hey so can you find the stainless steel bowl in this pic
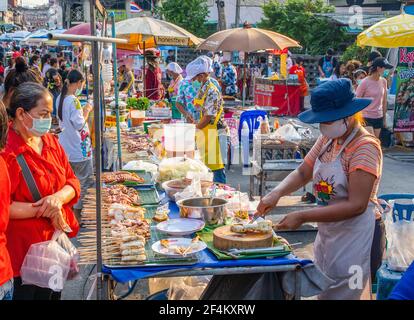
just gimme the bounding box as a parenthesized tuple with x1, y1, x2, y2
(176, 197, 228, 225)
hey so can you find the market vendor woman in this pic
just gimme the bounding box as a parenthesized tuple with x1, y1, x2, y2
(256, 79, 383, 300)
(186, 57, 227, 184)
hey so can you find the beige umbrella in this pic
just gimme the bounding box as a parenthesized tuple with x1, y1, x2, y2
(115, 16, 202, 48)
(198, 23, 301, 52)
(198, 23, 301, 106)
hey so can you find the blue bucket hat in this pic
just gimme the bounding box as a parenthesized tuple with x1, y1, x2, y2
(298, 78, 372, 124)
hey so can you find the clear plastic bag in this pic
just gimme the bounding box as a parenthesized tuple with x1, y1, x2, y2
(381, 200, 414, 272)
(273, 124, 302, 143)
(158, 157, 209, 183)
(174, 176, 203, 202)
(54, 231, 80, 280)
(168, 276, 211, 300)
(20, 231, 72, 292)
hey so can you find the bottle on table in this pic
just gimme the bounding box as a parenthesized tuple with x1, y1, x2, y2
(241, 121, 250, 167)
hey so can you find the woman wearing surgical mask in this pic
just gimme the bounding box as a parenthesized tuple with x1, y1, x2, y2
(356, 57, 393, 138)
(256, 79, 383, 300)
(56, 69, 93, 222)
(166, 62, 183, 99)
(353, 69, 367, 91)
(3, 82, 80, 300)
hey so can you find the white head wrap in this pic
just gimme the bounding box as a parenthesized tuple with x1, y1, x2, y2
(185, 57, 210, 80)
(166, 62, 183, 74)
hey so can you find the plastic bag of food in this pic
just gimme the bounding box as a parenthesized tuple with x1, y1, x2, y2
(382, 199, 414, 272)
(158, 157, 209, 183)
(174, 176, 203, 202)
(123, 160, 158, 175)
(20, 231, 74, 291)
(273, 124, 302, 142)
(168, 276, 211, 300)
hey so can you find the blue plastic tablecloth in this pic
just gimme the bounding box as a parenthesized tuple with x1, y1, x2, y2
(102, 200, 313, 283)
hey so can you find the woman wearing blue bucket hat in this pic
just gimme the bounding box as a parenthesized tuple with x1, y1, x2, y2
(256, 78, 384, 300)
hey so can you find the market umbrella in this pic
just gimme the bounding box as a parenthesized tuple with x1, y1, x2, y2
(0, 33, 13, 42)
(197, 23, 301, 106)
(9, 30, 30, 41)
(197, 24, 300, 52)
(115, 16, 202, 49)
(357, 12, 414, 48)
(23, 29, 66, 45)
(64, 23, 99, 36)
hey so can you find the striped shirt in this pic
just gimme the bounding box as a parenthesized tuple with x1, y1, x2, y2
(305, 131, 383, 204)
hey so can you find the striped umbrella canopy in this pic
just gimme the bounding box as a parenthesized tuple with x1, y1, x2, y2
(23, 29, 67, 45)
(9, 30, 31, 41)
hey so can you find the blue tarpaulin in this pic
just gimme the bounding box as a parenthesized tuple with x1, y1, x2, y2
(102, 200, 312, 283)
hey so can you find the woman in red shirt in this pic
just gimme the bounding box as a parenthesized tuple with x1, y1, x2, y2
(145, 50, 164, 100)
(0, 102, 13, 300)
(289, 57, 309, 112)
(2, 82, 80, 300)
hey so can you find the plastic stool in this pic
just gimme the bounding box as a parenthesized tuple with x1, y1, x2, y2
(378, 194, 414, 222)
(376, 263, 403, 300)
(238, 110, 267, 142)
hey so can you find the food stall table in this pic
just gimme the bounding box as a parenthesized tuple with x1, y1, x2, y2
(254, 78, 301, 116)
(100, 201, 313, 300)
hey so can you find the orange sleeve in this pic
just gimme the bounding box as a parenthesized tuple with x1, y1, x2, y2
(348, 138, 382, 178)
(304, 136, 326, 169)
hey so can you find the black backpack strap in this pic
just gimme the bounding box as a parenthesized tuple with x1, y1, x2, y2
(16, 154, 42, 202)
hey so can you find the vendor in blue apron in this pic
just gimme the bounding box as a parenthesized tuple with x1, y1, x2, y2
(318, 48, 338, 79)
(256, 79, 384, 300)
(185, 57, 227, 184)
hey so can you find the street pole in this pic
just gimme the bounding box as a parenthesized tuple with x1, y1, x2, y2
(90, 0, 103, 301)
(216, 0, 227, 31)
(110, 11, 122, 170)
(235, 0, 241, 28)
(126, 0, 131, 19)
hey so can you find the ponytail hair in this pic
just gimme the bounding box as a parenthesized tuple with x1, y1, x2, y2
(58, 69, 84, 122)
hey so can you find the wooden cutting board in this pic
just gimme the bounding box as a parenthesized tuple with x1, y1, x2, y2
(213, 225, 273, 251)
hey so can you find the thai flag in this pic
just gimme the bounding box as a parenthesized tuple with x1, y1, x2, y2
(130, 1, 143, 13)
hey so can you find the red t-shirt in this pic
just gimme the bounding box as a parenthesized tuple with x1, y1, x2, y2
(2, 128, 80, 277)
(145, 67, 163, 100)
(0, 155, 13, 286)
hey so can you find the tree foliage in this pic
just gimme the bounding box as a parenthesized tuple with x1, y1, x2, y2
(158, 0, 209, 38)
(259, 0, 353, 55)
(340, 42, 371, 65)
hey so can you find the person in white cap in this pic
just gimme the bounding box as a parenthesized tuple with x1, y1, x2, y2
(185, 57, 227, 183)
(175, 57, 221, 123)
(166, 62, 183, 98)
(220, 52, 238, 96)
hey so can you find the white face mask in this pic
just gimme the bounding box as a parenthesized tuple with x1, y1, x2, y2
(319, 119, 348, 139)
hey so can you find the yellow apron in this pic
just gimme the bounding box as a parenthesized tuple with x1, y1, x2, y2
(195, 83, 224, 171)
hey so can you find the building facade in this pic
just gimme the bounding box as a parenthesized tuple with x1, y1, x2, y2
(20, 5, 49, 31)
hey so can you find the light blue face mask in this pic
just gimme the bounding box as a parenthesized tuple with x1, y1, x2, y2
(192, 80, 201, 90)
(75, 88, 83, 96)
(383, 69, 390, 78)
(26, 112, 51, 136)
